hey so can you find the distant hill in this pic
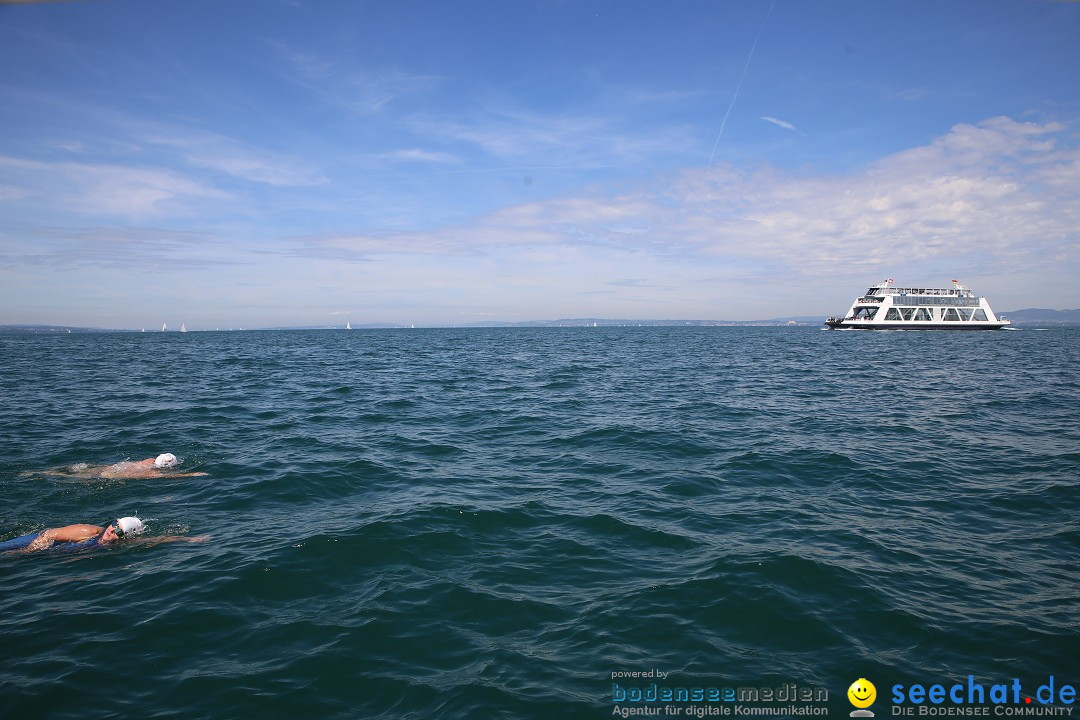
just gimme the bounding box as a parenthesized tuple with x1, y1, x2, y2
(1001, 309, 1080, 326)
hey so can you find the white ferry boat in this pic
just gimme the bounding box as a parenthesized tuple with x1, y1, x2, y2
(825, 279, 1010, 330)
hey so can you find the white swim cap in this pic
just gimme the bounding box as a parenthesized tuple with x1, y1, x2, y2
(115, 517, 146, 537)
(154, 453, 178, 468)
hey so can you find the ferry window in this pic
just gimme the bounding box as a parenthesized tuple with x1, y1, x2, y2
(973, 309, 988, 321)
(914, 308, 933, 321)
(957, 308, 974, 321)
(885, 308, 902, 321)
(942, 308, 961, 321)
(899, 308, 915, 321)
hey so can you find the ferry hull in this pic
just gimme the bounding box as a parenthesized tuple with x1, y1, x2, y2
(824, 321, 1008, 330)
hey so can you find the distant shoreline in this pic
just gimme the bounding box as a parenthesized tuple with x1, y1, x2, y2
(0, 320, 820, 333)
(2, 309, 1078, 334)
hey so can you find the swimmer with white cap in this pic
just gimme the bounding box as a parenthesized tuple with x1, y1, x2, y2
(99, 453, 190, 479)
(28, 453, 210, 480)
(3, 516, 208, 554)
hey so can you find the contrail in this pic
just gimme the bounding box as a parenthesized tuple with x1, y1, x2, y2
(708, 0, 776, 166)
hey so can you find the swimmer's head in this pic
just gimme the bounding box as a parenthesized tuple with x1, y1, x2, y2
(154, 453, 178, 469)
(114, 516, 146, 537)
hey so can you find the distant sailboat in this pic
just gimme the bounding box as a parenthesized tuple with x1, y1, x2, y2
(346, 321, 351, 330)
(162, 322, 167, 332)
(180, 324, 187, 333)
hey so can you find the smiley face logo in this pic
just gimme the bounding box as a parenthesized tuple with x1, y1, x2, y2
(848, 678, 876, 709)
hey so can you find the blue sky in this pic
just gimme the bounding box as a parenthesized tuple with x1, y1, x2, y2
(1, 0, 1078, 328)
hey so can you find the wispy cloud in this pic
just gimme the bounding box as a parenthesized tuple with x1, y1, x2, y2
(0, 225, 220, 269)
(267, 43, 701, 170)
(609, 278, 663, 289)
(761, 116, 807, 135)
(3, 116, 1076, 322)
(0, 184, 30, 202)
(892, 87, 930, 102)
(380, 148, 463, 165)
(272, 41, 441, 115)
(139, 130, 326, 186)
(0, 155, 231, 218)
(280, 116, 1078, 282)
(407, 105, 695, 170)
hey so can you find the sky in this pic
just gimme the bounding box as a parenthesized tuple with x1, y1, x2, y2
(0, 0, 1078, 329)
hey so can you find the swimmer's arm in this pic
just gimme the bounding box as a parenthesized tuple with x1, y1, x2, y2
(136, 471, 209, 479)
(134, 535, 210, 547)
(19, 465, 107, 478)
(45, 524, 104, 542)
(100, 469, 209, 479)
(26, 524, 104, 550)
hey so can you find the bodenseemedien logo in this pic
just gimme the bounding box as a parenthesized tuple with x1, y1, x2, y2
(849, 678, 877, 717)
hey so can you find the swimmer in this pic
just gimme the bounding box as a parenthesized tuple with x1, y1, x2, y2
(26, 453, 208, 480)
(0, 516, 208, 554)
(96, 453, 209, 479)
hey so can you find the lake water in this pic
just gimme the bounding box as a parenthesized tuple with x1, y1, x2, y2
(1, 326, 1077, 719)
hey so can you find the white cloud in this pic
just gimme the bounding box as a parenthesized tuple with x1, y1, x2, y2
(3, 116, 1077, 323)
(406, 103, 696, 168)
(272, 42, 441, 116)
(381, 149, 463, 164)
(0, 184, 30, 202)
(139, 131, 327, 187)
(282, 116, 1079, 285)
(0, 225, 220, 269)
(0, 155, 231, 218)
(761, 116, 806, 135)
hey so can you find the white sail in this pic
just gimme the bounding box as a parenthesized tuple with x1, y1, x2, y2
(162, 322, 167, 332)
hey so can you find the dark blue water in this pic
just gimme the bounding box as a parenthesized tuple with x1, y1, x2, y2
(1, 327, 1077, 719)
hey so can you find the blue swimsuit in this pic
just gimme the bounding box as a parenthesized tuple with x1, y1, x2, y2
(0, 529, 104, 553)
